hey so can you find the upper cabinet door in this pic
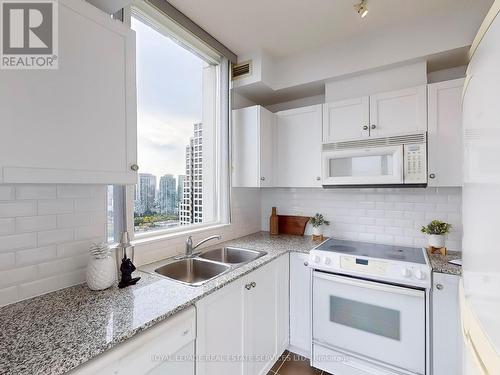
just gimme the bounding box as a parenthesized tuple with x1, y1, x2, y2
(323, 97, 370, 142)
(369, 85, 427, 137)
(276, 105, 323, 187)
(0, 0, 137, 184)
(427, 78, 465, 187)
(232, 106, 274, 187)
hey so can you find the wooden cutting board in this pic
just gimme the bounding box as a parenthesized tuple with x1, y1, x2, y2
(277, 215, 310, 235)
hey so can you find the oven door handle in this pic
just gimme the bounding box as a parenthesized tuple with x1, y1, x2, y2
(313, 271, 425, 298)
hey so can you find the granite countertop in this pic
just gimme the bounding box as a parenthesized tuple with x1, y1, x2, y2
(0, 232, 460, 375)
(428, 250, 462, 276)
(0, 232, 317, 375)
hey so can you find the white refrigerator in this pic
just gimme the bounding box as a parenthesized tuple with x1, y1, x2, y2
(461, 1, 500, 373)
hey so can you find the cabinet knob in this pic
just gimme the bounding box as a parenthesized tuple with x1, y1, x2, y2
(130, 164, 139, 171)
(260, 177, 265, 181)
(316, 176, 321, 181)
(245, 283, 252, 290)
(436, 283, 443, 290)
(429, 173, 436, 179)
(363, 125, 369, 130)
(371, 124, 376, 129)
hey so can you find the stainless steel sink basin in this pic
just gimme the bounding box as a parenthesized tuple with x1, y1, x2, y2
(154, 258, 230, 286)
(198, 247, 267, 264)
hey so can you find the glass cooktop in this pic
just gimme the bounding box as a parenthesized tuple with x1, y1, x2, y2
(315, 238, 426, 264)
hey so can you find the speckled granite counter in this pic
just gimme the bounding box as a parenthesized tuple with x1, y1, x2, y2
(428, 250, 462, 276)
(0, 232, 317, 375)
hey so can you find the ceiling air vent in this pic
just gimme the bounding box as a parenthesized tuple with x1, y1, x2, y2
(231, 61, 251, 80)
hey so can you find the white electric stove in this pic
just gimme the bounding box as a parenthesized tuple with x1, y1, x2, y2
(308, 238, 431, 288)
(308, 238, 431, 375)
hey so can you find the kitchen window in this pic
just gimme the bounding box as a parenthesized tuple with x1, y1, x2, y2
(110, 2, 231, 240)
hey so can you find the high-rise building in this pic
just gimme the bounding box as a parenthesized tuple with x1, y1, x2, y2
(177, 175, 185, 215)
(136, 173, 156, 215)
(180, 123, 203, 225)
(158, 174, 177, 216)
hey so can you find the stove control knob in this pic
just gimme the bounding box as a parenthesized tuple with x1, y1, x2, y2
(324, 257, 332, 265)
(402, 268, 412, 278)
(314, 255, 321, 263)
(415, 270, 426, 280)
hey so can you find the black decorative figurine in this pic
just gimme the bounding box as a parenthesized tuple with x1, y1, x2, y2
(118, 257, 141, 288)
(117, 231, 141, 289)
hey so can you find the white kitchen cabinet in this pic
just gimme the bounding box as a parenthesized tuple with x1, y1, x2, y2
(432, 272, 462, 375)
(232, 106, 275, 187)
(0, 0, 137, 184)
(322, 96, 370, 142)
(69, 307, 196, 375)
(196, 255, 289, 375)
(275, 105, 323, 187)
(369, 85, 427, 137)
(196, 276, 246, 375)
(427, 79, 465, 187)
(244, 254, 289, 375)
(289, 252, 312, 358)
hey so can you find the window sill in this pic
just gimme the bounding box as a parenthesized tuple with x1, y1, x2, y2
(132, 223, 231, 246)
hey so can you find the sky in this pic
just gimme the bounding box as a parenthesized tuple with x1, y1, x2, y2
(132, 16, 205, 180)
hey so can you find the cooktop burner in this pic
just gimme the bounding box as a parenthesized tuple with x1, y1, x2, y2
(315, 238, 426, 264)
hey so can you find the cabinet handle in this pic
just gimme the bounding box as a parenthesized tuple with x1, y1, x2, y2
(429, 173, 436, 179)
(436, 283, 443, 290)
(371, 124, 376, 130)
(251, 282, 256, 288)
(363, 125, 369, 130)
(245, 283, 252, 290)
(130, 164, 139, 171)
(316, 176, 321, 181)
(260, 177, 265, 181)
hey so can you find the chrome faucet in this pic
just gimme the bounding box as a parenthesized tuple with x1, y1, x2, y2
(185, 234, 222, 257)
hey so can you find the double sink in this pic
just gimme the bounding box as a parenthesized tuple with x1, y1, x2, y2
(152, 247, 267, 286)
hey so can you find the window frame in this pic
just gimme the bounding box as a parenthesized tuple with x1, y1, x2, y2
(118, 1, 231, 242)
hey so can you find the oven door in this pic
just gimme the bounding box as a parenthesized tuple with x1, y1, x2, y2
(313, 271, 425, 374)
(322, 145, 404, 186)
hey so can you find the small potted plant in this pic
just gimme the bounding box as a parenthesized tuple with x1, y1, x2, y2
(310, 213, 330, 237)
(86, 242, 116, 291)
(421, 220, 452, 248)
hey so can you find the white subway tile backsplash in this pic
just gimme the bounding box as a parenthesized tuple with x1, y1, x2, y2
(261, 187, 462, 251)
(57, 213, 91, 228)
(16, 185, 56, 200)
(0, 286, 18, 307)
(74, 224, 106, 241)
(0, 201, 36, 217)
(38, 228, 74, 246)
(56, 185, 95, 199)
(0, 186, 15, 200)
(57, 240, 97, 258)
(0, 253, 16, 270)
(0, 218, 15, 235)
(74, 197, 105, 212)
(16, 246, 57, 265)
(16, 215, 57, 232)
(0, 233, 37, 252)
(0, 265, 37, 288)
(38, 199, 74, 215)
(18, 276, 60, 301)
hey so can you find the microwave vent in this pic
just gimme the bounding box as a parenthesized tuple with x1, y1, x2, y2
(231, 61, 251, 80)
(323, 133, 426, 151)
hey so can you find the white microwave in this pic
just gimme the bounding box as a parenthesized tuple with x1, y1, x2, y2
(321, 133, 427, 187)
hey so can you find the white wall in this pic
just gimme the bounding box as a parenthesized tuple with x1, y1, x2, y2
(261, 187, 462, 251)
(0, 185, 107, 306)
(325, 61, 427, 102)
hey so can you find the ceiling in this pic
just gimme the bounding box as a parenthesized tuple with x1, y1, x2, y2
(167, 0, 494, 59)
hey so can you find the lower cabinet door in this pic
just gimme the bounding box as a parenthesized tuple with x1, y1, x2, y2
(244, 255, 289, 375)
(196, 279, 246, 375)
